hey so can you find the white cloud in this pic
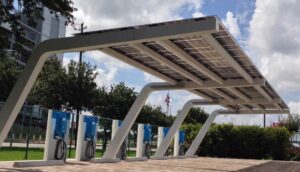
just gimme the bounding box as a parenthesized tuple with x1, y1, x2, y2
(222, 11, 241, 38)
(248, 0, 300, 95)
(64, 0, 205, 91)
(94, 66, 118, 88)
(192, 11, 204, 18)
(288, 101, 300, 114)
(143, 73, 163, 83)
(67, 0, 204, 36)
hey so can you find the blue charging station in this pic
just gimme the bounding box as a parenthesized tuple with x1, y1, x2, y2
(179, 130, 185, 144)
(44, 110, 71, 161)
(53, 111, 70, 140)
(75, 115, 98, 161)
(179, 130, 186, 156)
(163, 127, 169, 138)
(84, 116, 98, 141)
(143, 124, 152, 158)
(143, 124, 152, 143)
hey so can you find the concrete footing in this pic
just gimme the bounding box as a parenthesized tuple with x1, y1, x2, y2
(185, 155, 198, 158)
(13, 160, 65, 167)
(90, 158, 121, 163)
(126, 157, 148, 162)
(151, 156, 170, 160)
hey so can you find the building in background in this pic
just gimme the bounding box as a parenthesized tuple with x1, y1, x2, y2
(1, 7, 66, 66)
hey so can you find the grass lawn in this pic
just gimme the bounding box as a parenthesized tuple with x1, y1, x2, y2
(0, 147, 137, 161)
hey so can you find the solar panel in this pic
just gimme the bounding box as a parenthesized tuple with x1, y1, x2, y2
(79, 16, 289, 111)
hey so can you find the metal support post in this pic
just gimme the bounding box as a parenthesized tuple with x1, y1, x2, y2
(185, 109, 227, 157)
(154, 99, 216, 158)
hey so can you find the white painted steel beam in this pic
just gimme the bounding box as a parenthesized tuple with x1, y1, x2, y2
(157, 39, 266, 111)
(154, 99, 217, 158)
(201, 34, 282, 110)
(151, 79, 265, 90)
(133, 43, 204, 85)
(158, 39, 224, 84)
(101, 82, 199, 160)
(132, 44, 249, 111)
(101, 48, 177, 84)
(201, 34, 254, 84)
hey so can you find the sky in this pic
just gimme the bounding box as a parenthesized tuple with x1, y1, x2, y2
(63, 0, 300, 126)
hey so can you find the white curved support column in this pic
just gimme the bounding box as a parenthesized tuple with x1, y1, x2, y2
(173, 130, 180, 157)
(157, 127, 164, 149)
(185, 109, 228, 157)
(136, 123, 144, 158)
(154, 99, 216, 158)
(111, 119, 120, 140)
(101, 82, 182, 161)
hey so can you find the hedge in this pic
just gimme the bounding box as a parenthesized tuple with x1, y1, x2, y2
(182, 124, 291, 160)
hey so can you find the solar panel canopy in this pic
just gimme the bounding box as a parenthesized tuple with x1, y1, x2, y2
(78, 16, 288, 112)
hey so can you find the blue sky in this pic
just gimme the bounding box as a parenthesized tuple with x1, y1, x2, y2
(63, 0, 300, 126)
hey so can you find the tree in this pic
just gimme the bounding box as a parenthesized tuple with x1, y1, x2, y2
(0, 55, 21, 101)
(28, 58, 67, 110)
(278, 114, 300, 134)
(183, 107, 209, 125)
(0, 0, 76, 51)
(138, 105, 175, 127)
(64, 60, 98, 112)
(93, 82, 137, 119)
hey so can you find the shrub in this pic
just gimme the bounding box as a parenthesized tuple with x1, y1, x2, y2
(182, 124, 291, 160)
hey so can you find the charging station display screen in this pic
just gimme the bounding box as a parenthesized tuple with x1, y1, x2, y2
(52, 111, 70, 139)
(84, 116, 98, 141)
(179, 130, 185, 144)
(163, 127, 169, 138)
(143, 124, 152, 143)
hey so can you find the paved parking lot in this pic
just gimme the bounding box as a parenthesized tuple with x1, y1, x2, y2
(1, 157, 300, 172)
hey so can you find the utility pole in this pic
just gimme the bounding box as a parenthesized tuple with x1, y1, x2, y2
(78, 23, 87, 63)
(70, 23, 87, 154)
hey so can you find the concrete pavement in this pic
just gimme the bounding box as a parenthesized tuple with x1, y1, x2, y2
(1, 157, 300, 172)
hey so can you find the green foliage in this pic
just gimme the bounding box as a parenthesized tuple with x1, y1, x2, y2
(93, 82, 137, 119)
(278, 114, 300, 134)
(28, 59, 98, 112)
(28, 59, 67, 109)
(182, 124, 291, 160)
(183, 107, 209, 124)
(92, 82, 174, 126)
(0, 56, 21, 101)
(0, 0, 77, 51)
(138, 105, 175, 127)
(64, 60, 98, 112)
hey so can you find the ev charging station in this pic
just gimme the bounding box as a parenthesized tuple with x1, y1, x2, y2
(14, 110, 71, 167)
(135, 124, 152, 161)
(76, 115, 98, 161)
(44, 110, 71, 161)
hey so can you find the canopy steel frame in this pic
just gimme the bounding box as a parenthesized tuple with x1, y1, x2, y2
(0, 16, 288, 148)
(0, 17, 219, 146)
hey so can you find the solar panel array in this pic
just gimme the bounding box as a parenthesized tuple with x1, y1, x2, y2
(80, 16, 288, 112)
